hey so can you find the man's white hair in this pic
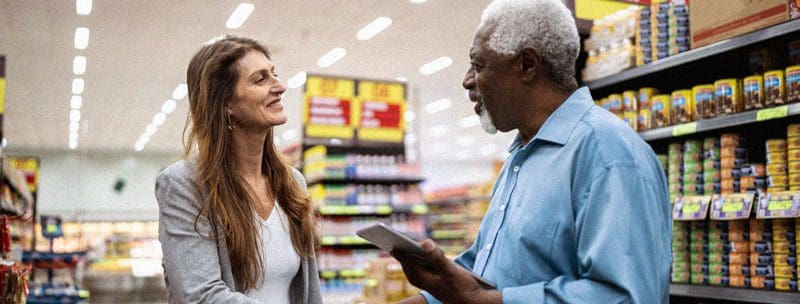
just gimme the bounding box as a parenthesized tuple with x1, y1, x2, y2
(480, 0, 580, 88)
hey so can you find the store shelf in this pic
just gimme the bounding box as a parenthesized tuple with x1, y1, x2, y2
(320, 235, 372, 247)
(319, 268, 367, 279)
(318, 204, 428, 216)
(585, 19, 800, 90)
(670, 284, 800, 304)
(638, 103, 800, 141)
(303, 139, 405, 155)
(430, 229, 467, 240)
(307, 177, 425, 185)
(431, 214, 468, 224)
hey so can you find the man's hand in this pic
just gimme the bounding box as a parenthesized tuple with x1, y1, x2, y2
(390, 239, 501, 304)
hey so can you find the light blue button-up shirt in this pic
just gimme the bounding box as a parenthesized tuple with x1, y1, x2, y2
(422, 87, 671, 304)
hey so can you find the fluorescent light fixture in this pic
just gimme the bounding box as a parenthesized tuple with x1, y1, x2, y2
(287, 71, 307, 89)
(73, 56, 87, 75)
(396, 77, 408, 82)
(317, 48, 347, 68)
(145, 124, 157, 136)
(72, 78, 85, 94)
(172, 84, 188, 100)
(428, 124, 448, 137)
(405, 110, 416, 122)
(425, 98, 451, 114)
(459, 115, 480, 128)
(153, 112, 167, 126)
(69, 121, 80, 132)
(76, 0, 92, 15)
(457, 136, 476, 147)
(225, 3, 255, 29)
(282, 129, 298, 141)
(161, 99, 177, 114)
(69, 140, 78, 150)
(69, 109, 81, 122)
(74, 27, 90, 50)
(410, 0, 426, 3)
(70, 95, 83, 109)
(357, 17, 392, 40)
(419, 56, 452, 75)
(134, 142, 144, 152)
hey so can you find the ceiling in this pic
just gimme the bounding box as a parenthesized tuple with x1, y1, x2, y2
(0, 0, 520, 163)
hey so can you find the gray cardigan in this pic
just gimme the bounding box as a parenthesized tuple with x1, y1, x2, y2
(155, 160, 323, 304)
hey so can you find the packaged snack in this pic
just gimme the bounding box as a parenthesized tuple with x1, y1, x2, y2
(766, 139, 788, 152)
(768, 186, 788, 193)
(788, 137, 800, 150)
(730, 263, 750, 276)
(767, 163, 788, 176)
(775, 253, 798, 267)
(651, 94, 671, 127)
(791, 161, 800, 173)
(764, 70, 786, 105)
(693, 84, 715, 118)
(607, 94, 623, 114)
(789, 124, 800, 137)
(775, 277, 795, 291)
(721, 133, 742, 148)
(768, 152, 788, 164)
(773, 241, 796, 254)
(671, 89, 694, 123)
(729, 274, 748, 287)
(741, 164, 766, 177)
(790, 173, 800, 186)
(715, 79, 743, 113)
(672, 270, 690, 283)
(691, 273, 708, 285)
(790, 149, 800, 162)
(775, 265, 796, 278)
(638, 87, 658, 109)
(743, 75, 764, 110)
(637, 109, 652, 131)
(787, 66, 800, 103)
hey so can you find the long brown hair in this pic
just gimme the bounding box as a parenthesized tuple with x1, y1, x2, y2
(182, 35, 318, 291)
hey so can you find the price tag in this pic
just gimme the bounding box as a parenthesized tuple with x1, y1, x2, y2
(358, 80, 405, 101)
(710, 193, 755, 220)
(756, 105, 789, 121)
(671, 122, 697, 136)
(339, 236, 367, 245)
(756, 191, 800, 219)
(672, 195, 711, 221)
(374, 205, 393, 214)
(320, 271, 336, 279)
(305, 76, 355, 98)
(321, 236, 337, 246)
(340, 269, 366, 277)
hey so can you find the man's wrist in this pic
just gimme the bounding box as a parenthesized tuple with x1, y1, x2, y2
(464, 289, 502, 304)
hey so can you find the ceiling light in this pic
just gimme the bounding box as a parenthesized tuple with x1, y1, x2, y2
(69, 140, 78, 150)
(287, 71, 307, 89)
(161, 99, 177, 114)
(172, 84, 188, 100)
(69, 109, 81, 122)
(282, 129, 298, 141)
(153, 112, 167, 126)
(69, 121, 80, 132)
(457, 136, 476, 147)
(405, 110, 416, 122)
(225, 3, 255, 29)
(317, 48, 347, 68)
(73, 56, 87, 75)
(396, 77, 408, 82)
(71, 95, 83, 109)
(459, 115, 480, 128)
(74, 27, 90, 50)
(410, 0, 426, 3)
(134, 142, 144, 152)
(419, 56, 452, 75)
(357, 17, 392, 40)
(76, 0, 92, 15)
(72, 78, 85, 94)
(428, 124, 448, 137)
(425, 98, 451, 114)
(145, 124, 157, 135)
(69, 132, 79, 142)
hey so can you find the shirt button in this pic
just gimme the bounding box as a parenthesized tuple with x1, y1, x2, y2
(485, 244, 493, 250)
(513, 166, 520, 172)
(499, 204, 506, 211)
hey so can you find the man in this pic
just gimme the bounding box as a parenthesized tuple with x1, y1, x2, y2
(392, 0, 671, 303)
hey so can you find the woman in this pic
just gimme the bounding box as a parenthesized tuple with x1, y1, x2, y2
(155, 35, 322, 304)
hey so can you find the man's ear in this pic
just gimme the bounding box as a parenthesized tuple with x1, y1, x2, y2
(520, 48, 540, 83)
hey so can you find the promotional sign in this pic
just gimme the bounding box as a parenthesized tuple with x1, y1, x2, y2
(356, 80, 406, 142)
(9, 157, 40, 195)
(673, 195, 712, 221)
(303, 76, 357, 139)
(757, 191, 800, 219)
(710, 193, 755, 220)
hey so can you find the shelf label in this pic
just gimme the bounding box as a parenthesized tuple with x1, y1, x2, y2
(756, 105, 788, 121)
(410, 204, 428, 214)
(321, 236, 337, 245)
(339, 236, 367, 245)
(673, 195, 711, 221)
(756, 191, 800, 219)
(340, 269, 366, 277)
(320, 271, 336, 279)
(710, 193, 755, 220)
(672, 122, 697, 137)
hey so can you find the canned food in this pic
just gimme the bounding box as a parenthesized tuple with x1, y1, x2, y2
(637, 109, 652, 131)
(691, 263, 707, 274)
(775, 265, 797, 278)
(638, 88, 658, 109)
(788, 137, 800, 150)
(751, 275, 768, 289)
(789, 149, 800, 162)
(671, 90, 694, 124)
(775, 277, 795, 291)
(789, 161, 800, 173)
(768, 152, 788, 164)
(741, 164, 767, 176)
(622, 91, 638, 112)
(768, 175, 789, 187)
(743, 75, 765, 110)
(755, 264, 775, 276)
(764, 70, 786, 105)
(685, 140, 702, 153)
(721, 134, 742, 148)
(674, 251, 691, 262)
(767, 163, 788, 176)
(715, 79, 743, 113)
(709, 274, 727, 286)
(652, 94, 671, 128)
(729, 274, 748, 287)
(787, 66, 800, 103)
(704, 159, 720, 171)
(789, 124, 800, 137)
(767, 139, 788, 152)
(607, 94, 623, 113)
(775, 253, 798, 267)
(692, 84, 715, 119)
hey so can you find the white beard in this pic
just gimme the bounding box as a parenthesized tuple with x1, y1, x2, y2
(479, 103, 498, 134)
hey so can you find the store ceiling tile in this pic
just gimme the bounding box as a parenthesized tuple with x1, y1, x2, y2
(0, 0, 523, 160)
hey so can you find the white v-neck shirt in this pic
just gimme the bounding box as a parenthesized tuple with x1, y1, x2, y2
(245, 202, 301, 303)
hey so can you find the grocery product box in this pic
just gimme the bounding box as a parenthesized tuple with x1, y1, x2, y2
(690, 0, 789, 49)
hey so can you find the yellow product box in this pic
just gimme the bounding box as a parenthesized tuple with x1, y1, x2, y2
(692, 84, 715, 119)
(622, 91, 638, 113)
(623, 111, 637, 130)
(767, 139, 788, 152)
(776, 265, 796, 278)
(791, 173, 800, 186)
(651, 94, 671, 128)
(768, 186, 788, 193)
(772, 241, 794, 254)
(775, 277, 795, 291)
(638, 87, 658, 110)
(789, 149, 800, 162)
(767, 162, 788, 175)
(767, 151, 788, 164)
(791, 185, 800, 191)
(788, 137, 800, 150)
(637, 109, 652, 131)
(789, 161, 800, 173)
(743, 75, 765, 110)
(607, 94, 623, 114)
(764, 70, 786, 106)
(787, 65, 800, 103)
(715, 79, 743, 114)
(789, 124, 800, 137)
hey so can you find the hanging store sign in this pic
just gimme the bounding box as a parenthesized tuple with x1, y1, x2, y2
(303, 76, 357, 139)
(356, 81, 406, 143)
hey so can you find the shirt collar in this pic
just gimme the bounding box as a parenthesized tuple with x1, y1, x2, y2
(507, 87, 595, 152)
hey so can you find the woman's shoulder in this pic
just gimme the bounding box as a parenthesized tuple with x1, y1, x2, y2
(156, 159, 197, 190)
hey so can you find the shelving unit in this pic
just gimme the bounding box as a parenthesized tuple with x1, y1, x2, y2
(425, 186, 492, 257)
(581, 19, 800, 303)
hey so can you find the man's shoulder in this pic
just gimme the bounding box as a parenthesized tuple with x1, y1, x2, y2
(574, 106, 652, 164)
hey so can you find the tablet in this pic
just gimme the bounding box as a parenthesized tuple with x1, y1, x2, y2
(356, 222, 497, 289)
